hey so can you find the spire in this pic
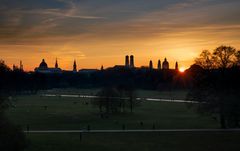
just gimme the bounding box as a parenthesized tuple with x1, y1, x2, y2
(157, 59, 161, 70)
(175, 61, 179, 71)
(101, 65, 104, 71)
(55, 58, 58, 68)
(20, 60, 23, 71)
(73, 60, 77, 72)
(149, 60, 153, 70)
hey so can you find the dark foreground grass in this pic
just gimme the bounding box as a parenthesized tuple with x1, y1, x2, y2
(7, 94, 219, 130)
(6, 90, 238, 151)
(25, 132, 240, 151)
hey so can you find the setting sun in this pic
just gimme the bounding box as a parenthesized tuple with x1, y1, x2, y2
(179, 67, 186, 73)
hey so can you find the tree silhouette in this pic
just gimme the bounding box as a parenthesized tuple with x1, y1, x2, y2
(0, 60, 27, 151)
(188, 45, 240, 128)
(92, 87, 122, 114)
(195, 50, 214, 69)
(213, 45, 237, 68)
(236, 50, 240, 66)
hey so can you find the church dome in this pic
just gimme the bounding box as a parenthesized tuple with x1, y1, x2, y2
(39, 59, 48, 68)
(162, 58, 169, 69)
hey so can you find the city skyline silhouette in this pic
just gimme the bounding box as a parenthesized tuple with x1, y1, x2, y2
(13, 55, 183, 72)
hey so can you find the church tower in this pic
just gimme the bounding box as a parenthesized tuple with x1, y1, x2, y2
(20, 60, 23, 71)
(73, 60, 77, 72)
(130, 55, 134, 68)
(149, 60, 153, 70)
(125, 55, 129, 67)
(162, 58, 169, 70)
(175, 61, 179, 71)
(157, 59, 161, 70)
(55, 58, 58, 68)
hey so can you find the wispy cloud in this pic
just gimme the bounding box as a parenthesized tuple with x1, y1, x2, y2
(1, 0, 240, 70)
(17, 8, 106, 20)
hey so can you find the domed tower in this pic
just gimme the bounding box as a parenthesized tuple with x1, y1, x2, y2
(39, 59, 48, 69)
(162, 58, 169, 70)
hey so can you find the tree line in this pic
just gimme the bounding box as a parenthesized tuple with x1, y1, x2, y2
(187, 45, 240, 128)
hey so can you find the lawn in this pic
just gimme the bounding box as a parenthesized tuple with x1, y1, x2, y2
(7, 90, 218, 130)
(25, 132, 240, 151)
(7, 89, 239, 151)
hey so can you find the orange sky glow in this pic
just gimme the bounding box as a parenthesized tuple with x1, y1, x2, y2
(1, 0, 240, 71)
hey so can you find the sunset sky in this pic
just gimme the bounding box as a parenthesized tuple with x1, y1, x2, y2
(1, 0, 240, 71)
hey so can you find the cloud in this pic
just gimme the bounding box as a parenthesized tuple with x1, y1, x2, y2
(1, 0, 240, 63)
(0, 0, 106, 44)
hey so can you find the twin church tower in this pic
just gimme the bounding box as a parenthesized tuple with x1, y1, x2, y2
(125, 55, 135, 68)
(124, 55, 177, 70)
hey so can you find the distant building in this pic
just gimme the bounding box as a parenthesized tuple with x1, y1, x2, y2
(125, 55, 129, 67)
(35, 59, 62, 73)
(162, 58, 169, 70)
(13, 60, 24, 71)
(33, 55, 176, 74)
(79, 69, 98, 74)
(110, 65, 127, 71)
(73, 60, 77, 72)
(149, 60, 153, 70)
(130, 55, 134, 68)
(139, 66, 149, 72)
(108, 55, 135, 71)
(55, 58, 58, 68)
(175, 61, 179, 71)
(12, 64, 19, 71)
(20, 60, 23, 71)
(157, 60, 161, 70)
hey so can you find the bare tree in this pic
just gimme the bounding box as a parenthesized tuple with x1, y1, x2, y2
(213, 45, 237, 68)
(93, 87, 122, 114)
(195, 50, 215, 69)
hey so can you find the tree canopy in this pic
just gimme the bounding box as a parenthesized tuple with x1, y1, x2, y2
(195, 45, 239, 69)
(188, 45, 240, 128)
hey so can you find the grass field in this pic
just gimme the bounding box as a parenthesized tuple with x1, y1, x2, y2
(7, 91, 218, 130)
(6, 89, 240, 151)
(24, 132, 240, 151)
